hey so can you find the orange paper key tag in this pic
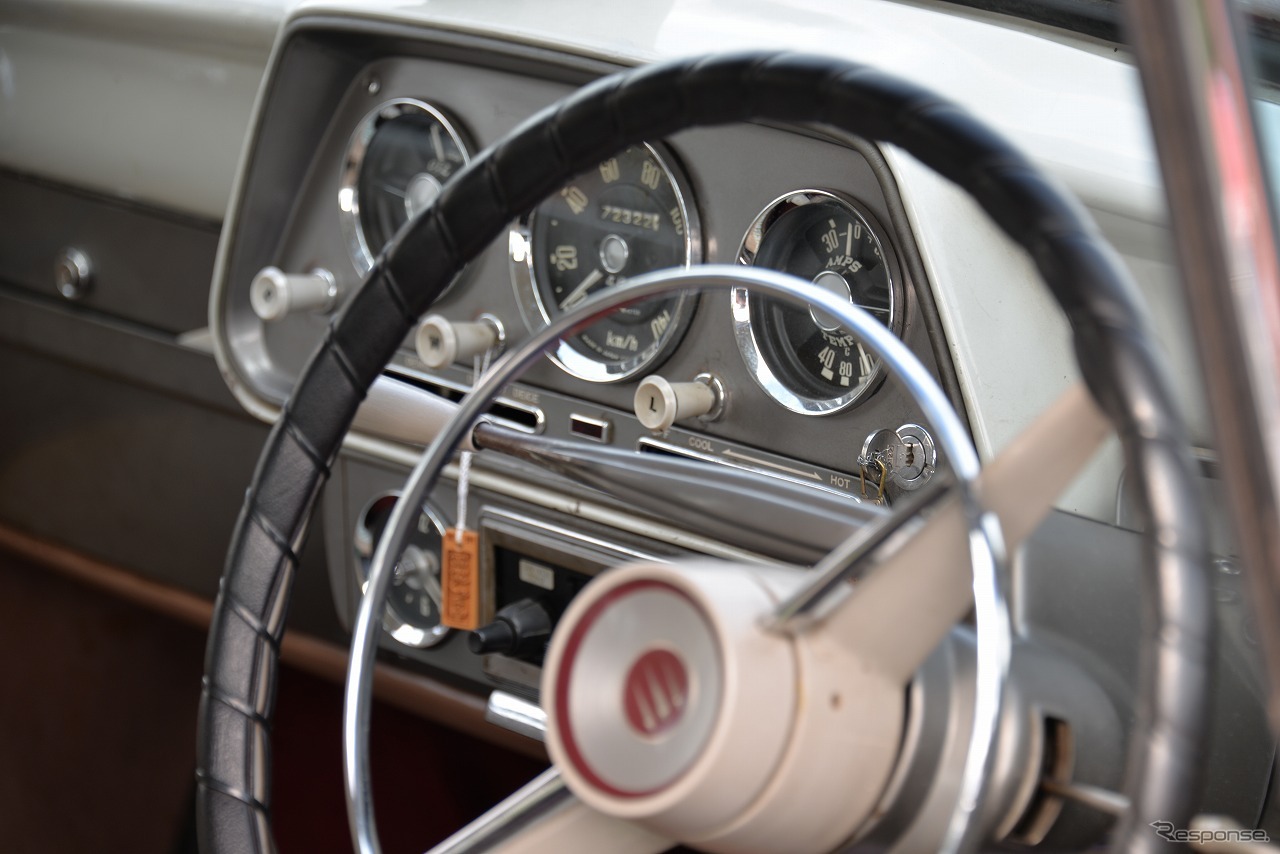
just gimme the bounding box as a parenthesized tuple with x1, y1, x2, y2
(441, 527, 480, 630)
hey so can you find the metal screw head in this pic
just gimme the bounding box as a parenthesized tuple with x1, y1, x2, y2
(53, 247, 92, 300)
(366, 75, 382, 95)
(1214, 556, 1242, 575)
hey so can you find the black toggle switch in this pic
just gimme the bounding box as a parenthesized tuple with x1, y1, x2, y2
(468, 598, 552, 660)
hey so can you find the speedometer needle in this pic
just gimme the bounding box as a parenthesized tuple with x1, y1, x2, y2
(560, 268, 604, 310)
(424, 572, 443, 611)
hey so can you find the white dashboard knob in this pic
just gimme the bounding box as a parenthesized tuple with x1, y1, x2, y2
(634, 375, 720, 432)
(249, 266, 337, 322)
(416, 315, 501, 369)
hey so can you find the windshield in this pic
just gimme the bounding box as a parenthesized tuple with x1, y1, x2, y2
(939, 0, 1121, 40)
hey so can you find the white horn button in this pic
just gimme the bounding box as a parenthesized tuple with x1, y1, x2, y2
(545, 560, 804, 842)
(553, 580, 721, 797)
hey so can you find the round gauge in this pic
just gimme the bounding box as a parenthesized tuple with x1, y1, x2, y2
(340, 99, 472, 276)
(511, 143, 701, 382)
(354, 493, 450, 649)
(733, 191, 903, 415)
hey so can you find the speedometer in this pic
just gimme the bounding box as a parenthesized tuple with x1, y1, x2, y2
(511, 143, 700, 382)
(733, 191, 902, 414)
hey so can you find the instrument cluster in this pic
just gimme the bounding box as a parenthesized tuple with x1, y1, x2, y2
(212, 41, 957, 688)
(332, 95, 915, 429)
(224, 51, 954, 525)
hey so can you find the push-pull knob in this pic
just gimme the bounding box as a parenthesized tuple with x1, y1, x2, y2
(415, 314, 502, 369)
(634, 374, 723, 432)
(468, 598, 551, 660)
(249, 266, 338, 322)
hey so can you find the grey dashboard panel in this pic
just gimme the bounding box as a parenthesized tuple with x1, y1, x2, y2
(1017, 510, 1271, 823)
(211, 19, 961, 708)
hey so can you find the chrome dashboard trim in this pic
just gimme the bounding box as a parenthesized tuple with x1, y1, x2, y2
(479, 506, 665, 568)
(635, 436, 865, 504)
(485, 691, 547, 741)
(384, 362, 547, 435)
(461, 467, 780, 565)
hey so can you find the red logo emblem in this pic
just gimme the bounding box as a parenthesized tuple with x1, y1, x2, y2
(623, 648, 688, 736)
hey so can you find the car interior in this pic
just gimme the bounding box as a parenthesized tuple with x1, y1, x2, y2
(3, 1, 1280, 852)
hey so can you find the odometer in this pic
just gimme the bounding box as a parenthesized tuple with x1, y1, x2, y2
(511, 143, 700, 382)
(733, 191, 902, 414)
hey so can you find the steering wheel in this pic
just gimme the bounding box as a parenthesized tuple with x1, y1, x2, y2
(197, 52, 1210, 854)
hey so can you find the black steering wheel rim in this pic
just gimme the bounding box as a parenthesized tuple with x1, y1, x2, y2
(198, 51, 1211, 854)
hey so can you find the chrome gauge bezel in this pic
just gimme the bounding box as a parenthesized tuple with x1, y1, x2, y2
(510, 142, 702, 383)
(354, 492, 451, 649)
(338, 98, 474, 277)
(732, 190, 904, 415)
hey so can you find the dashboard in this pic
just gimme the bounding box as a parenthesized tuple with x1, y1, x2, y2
(211, 24, 961, 690)
(2, 1, 1276, 848)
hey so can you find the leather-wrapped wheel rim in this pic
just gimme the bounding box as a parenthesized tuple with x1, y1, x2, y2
(197, 51, 1210, 854)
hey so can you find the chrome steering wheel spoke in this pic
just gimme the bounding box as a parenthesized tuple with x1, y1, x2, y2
(430, 769, 671, 854)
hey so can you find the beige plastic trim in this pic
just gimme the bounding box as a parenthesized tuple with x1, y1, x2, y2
(831, 381, 1111, 682)
(484, 793, 671, 854)
(356, 375, 477, 452)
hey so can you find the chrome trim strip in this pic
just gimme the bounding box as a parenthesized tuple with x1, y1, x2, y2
(485, 691, 548, 741)
(1126, 0, 1280, 727)
(384, 364, 546, 435)
(479, 507, 664, 567)
(635, 436, 859, 503)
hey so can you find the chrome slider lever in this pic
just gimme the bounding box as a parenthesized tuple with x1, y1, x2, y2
(485, 691, 547, 742)
(1038, 779, 1128, 817)
(473, 422, 883, 565)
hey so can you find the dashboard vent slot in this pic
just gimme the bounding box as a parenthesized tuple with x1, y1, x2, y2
(384, 368, 543, 433)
